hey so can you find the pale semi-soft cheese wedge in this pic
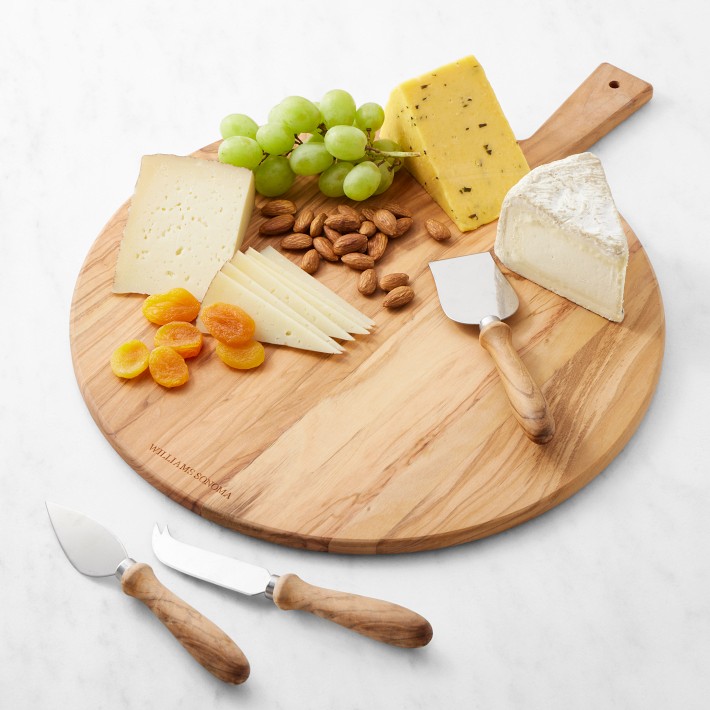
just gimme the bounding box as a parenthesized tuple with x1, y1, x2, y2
(243, 249, 369, 336)
(113, 154, 254, 300)
(494, 152, 628, 322)
(253, 246, 374, 330)
(220, 262, 342, 352)
(230, 251, 353, 341)
(198, 272, 341, 354)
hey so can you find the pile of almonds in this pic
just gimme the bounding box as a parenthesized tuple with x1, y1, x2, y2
(258, 199, 451, 309)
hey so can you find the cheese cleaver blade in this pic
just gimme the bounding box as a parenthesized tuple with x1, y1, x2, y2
(429, 252, 555, 444)
(153, 525, 433, 648)
(45, 502, 250, 684)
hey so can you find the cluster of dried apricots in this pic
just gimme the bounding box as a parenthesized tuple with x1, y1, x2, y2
(110, 287, 265, 388)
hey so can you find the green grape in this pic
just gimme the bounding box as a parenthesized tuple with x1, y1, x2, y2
(254, 155, 295, 197)
(355, 103, 385, 132)
(373, 162, 395, 195)
(218, 136, 264, 170)
(307, 132, 325, 143)
(219, 113, 259, 140)
(318, 161, 354, 197)
(342, 161, 381, 201)
(320, 89, 356, 128)
(372, 138, 401, 153)
(256, 122, 295, 155)
(289, 142, 334, 176)
(324, 125, 368, 161)
(270, 96, 321, 134)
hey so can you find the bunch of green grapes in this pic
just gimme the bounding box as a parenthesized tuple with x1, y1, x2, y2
(217, 90, 415, 201)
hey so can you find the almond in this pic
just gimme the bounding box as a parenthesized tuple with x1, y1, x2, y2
(359, 220, 377, 237)
(425, 218, 451, 241)
(383, 285, 415, 308)
(261, 199, 297, 217)
(259, 214, 295, 236)
(341, 253, 375, 271)
(372, 209, 397, 236)
(313, 236, 339, 262)
(333, 233, 368, 256)
(367, 232, 388, 261)
(293, 209, 314, 233)
(301, 249, 320, 274)
(337, 204, 361, 222)
(393, 217, 414, 237)
(358, 268, 378, 295)
(323, 225, 341, 243)
(378, 201, 412, 218)
(325, 213, 361, 233)
(379, 272, 409, 292)
(309, 212, 327, 237)
(281, 233, 313, 250)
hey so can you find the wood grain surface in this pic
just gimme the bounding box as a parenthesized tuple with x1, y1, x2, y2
(70, 63, 663, 554)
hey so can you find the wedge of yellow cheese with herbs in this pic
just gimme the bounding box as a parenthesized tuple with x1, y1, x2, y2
(380, 55, 529, 232)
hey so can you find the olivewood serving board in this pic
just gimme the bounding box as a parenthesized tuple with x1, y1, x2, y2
(70, 63, 663, 554)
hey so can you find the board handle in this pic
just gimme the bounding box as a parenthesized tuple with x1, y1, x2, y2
(479, 318, 555, 445)
(271, 573, 433, 648)
(519, 63, 653, 168)
(120, 562, 250, 684)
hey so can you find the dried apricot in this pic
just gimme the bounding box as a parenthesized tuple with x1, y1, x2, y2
(200, 302, 255, 346)
(110, 340, 150, 379)
(148, 345, 189, 388)
(154, 321, 203, 358)
(142, 288, 200, 325)
(216, 340, 265, 370)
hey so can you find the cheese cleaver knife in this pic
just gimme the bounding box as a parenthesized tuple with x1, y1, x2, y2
(429, 252, 555, 444)
(46, 502, 250, 684)
(152, 525, 433, 648)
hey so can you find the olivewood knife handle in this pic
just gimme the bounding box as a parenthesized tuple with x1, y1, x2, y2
(271, 573, 433, 648)
(479, 319, 555, 445)
(120, 562, 250, 685)
(519, 62, 653, 169)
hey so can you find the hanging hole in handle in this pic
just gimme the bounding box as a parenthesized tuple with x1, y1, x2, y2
(609, 80, 620, 88)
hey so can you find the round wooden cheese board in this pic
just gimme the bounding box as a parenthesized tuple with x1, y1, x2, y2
(70, 64, 663, 553)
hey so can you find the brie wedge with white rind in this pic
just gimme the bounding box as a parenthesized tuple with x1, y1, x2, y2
(246, 247, 372, 334)
(494, 152, 628, 322)
(230, 251, 353, 341)
(198, 271, 341, 354)
(113, 154, 254, 300)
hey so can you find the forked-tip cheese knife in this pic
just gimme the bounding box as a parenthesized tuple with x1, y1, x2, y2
(152, 525, 433, 648)
(46, 502, 250, 684)
(429, 251, 555, 445)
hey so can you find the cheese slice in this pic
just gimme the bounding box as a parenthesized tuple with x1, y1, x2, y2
(230, 251, 353, 341)
(494, 152, 628, 322)
(379, 55, 529, 232)
(220, 262, 342, 352)
(113, 154, 254, 300)
(198, 272, 341, 354)
(255, 246, 374, 330)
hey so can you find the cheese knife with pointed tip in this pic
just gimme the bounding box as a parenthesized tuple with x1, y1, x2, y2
(45, 502, 250, 684)
(429, 252, 555, 444)
(152, 525, 433, 648)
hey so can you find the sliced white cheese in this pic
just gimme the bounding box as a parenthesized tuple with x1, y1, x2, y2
(220, 262, 342, 352)
(198, 272, 341, 355)
(230, 251, 353, 341)
(247, 247, 373, 333)
(113, 154, 254, 300)
(494, 152, 628, 322)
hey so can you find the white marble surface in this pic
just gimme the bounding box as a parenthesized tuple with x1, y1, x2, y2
(2, 0, 709, 707)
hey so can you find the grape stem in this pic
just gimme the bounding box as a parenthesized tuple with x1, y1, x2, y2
(367, 147, 421, 158)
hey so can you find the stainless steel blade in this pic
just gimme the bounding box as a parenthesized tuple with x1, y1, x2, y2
(429, 252, 519, 325)
(46, 501, 128, 577)
(152, 525, 272, 597)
